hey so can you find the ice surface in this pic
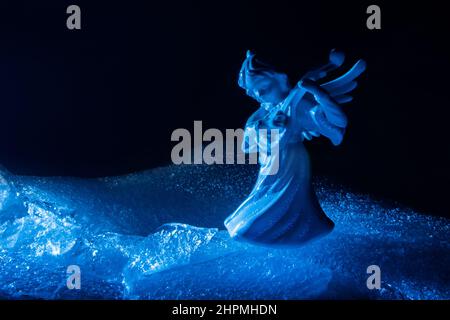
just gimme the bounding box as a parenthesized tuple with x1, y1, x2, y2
(0, 164, 448, 299)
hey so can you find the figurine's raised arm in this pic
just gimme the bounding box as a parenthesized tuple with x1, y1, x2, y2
(284, 51, 366, 145)
(281, 49, 346, 113)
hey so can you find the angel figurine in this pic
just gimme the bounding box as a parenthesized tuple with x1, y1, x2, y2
(224, 50, 366, 246)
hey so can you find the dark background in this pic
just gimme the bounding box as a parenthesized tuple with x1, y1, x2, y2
(0, 1, 449, 217)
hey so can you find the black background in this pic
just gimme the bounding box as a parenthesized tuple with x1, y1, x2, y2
(0, 1, 449, 217)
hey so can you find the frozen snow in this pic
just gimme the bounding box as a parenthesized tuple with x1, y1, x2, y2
(0, 164, 448, 299)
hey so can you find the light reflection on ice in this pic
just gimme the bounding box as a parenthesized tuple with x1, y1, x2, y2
(0, 165, 448, 300)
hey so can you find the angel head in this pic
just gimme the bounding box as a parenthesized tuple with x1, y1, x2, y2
(238, 51, 291, 105)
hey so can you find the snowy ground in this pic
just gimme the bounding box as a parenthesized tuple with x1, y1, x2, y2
(0, 164, 448, 299)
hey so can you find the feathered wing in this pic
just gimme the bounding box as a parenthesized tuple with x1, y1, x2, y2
(321, 59, 367, 103)
(301, 59, 366, 145)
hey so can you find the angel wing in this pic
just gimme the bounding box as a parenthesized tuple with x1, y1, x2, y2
(299, 53, 366, 145)
(321, 58, 367, 105)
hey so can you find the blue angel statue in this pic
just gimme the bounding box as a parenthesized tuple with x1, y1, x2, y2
(224, 50, 366, 246)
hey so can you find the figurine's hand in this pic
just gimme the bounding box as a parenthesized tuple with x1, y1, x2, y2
(270, 111, 289, 128)
(298, 79, 348, 128)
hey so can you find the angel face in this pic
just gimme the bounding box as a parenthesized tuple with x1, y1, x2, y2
(238, 51, 291, 105)
(244, 73, 290, 105)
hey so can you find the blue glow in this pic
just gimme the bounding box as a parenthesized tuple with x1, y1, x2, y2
(0, 165, 448, 299)
(225, 50, 366, 246)
(0, 52, 448, 300)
